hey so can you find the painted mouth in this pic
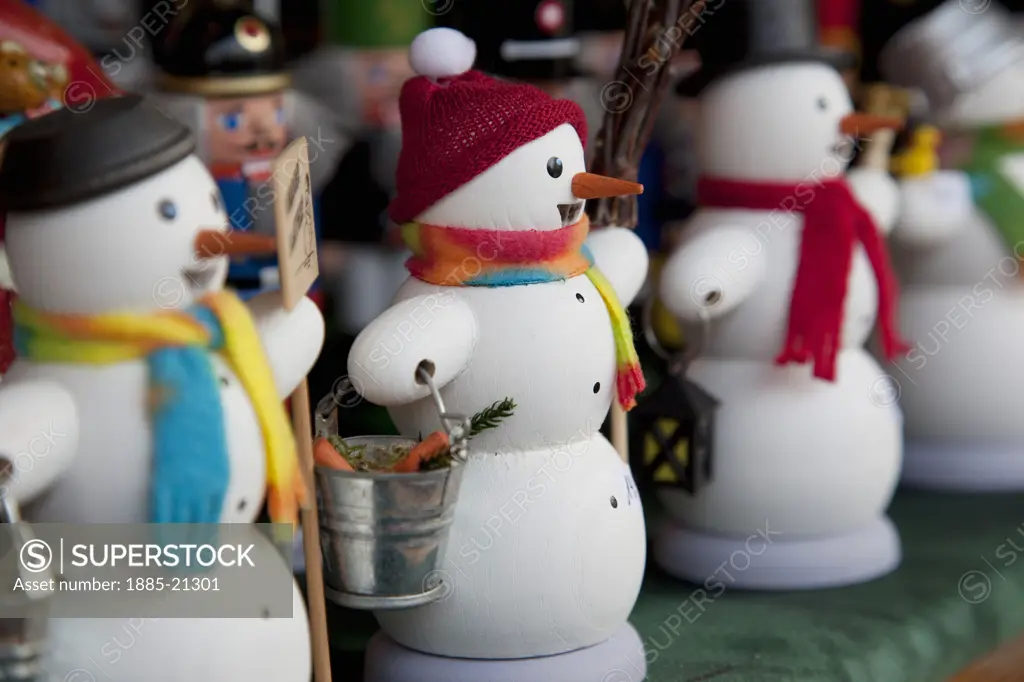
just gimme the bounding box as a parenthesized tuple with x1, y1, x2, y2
(245, 140, 280, 154)
(831, 136, 855, 160)
(557, 201, 584, 227)
(181, 263, 219, 292)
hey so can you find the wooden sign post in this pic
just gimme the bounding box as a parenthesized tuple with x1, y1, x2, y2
(271, 137, 332, 682)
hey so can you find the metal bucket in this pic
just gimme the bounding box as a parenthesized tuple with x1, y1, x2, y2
(0, 495, 51, 682)
(314, 364, 468, 610)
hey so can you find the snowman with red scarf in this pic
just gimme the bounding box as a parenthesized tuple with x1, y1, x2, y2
(347, 26, 651, 682)
(657, 0, 908, 590)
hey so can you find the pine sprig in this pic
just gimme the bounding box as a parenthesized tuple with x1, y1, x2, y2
(469, 398, 516, 437)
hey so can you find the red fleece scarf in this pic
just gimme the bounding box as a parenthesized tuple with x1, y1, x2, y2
(697, 177, 909, 381)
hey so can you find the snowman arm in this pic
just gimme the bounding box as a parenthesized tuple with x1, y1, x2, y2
(892, 171, 974, 247)
(585, 227, 650, 306)
(846, 167, 900, 236)
(0, 379, 79, 505)
(246, 291, 326, 399)
(658, 225, 766, 321)
(347, 293, 478, 407)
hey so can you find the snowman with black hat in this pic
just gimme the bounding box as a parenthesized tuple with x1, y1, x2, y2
(148, 0, 339, 298)
(0, 94, 322, 681)
(879, 0, 1024, 491)
(656, 0, 908, 589)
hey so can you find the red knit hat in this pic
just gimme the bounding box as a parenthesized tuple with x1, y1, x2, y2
(388, 69, 588, 224)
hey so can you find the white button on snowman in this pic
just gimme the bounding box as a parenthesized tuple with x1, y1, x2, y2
(656, 0, 907, 590)
(348, 27, 652, 682)
(0, 96, 322, 682)
(881, 0, 1024, 491)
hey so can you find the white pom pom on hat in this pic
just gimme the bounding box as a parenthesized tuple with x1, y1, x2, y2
(408, 27, 477, 79)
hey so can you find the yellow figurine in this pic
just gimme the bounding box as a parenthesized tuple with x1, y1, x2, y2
(890, 125, 941, 177)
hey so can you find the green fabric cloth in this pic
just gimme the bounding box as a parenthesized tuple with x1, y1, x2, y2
(635, 492, 1024, 681)
(324, 0, 431, 48)
(945, 124, 1024, 251)
(323, 492, 1024, 681)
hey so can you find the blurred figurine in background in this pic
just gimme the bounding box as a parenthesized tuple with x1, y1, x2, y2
(292, 0, 424, 337)
(32, 0, 152, 91)
(0, 38, 66, 134)
(571, 0, 625, 153)
(149, 0, 338, 300)
(880, 0, 1024, 491)
(575, 0, 625, 83)
(818, 0, 861, 92)
(0, 0, 120, 375)
(443, 0, 586, 100)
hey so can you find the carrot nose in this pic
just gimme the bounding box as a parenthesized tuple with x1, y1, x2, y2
(194, 229, 278, 259)
(840, 113, 904, 136)
(571, 172, 644, 200)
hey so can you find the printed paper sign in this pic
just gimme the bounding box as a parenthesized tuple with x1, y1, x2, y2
(272, 137, 319, 311)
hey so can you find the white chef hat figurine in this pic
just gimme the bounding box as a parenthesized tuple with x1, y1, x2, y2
(880, 0, 1024, 492)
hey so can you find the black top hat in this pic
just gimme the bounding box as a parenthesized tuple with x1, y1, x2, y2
(0, 94, 196, 212)
(574, 0, 627, 33)
(676, 0, 855, 97)
(442, 0, 587, 82)
(152, 0, 290, 97)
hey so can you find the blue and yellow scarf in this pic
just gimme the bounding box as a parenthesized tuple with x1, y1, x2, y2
(13, 291, 304, 525)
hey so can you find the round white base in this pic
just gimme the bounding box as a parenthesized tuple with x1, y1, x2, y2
(654, 516, 901, 591)
(363, 623, 648, 682)
(901, 440, 1024, 492)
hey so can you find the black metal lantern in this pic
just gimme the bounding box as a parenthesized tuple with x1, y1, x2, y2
(629, 368, 719, 496)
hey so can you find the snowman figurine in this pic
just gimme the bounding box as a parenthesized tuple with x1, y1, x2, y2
(347, 27, 651, 682)
(0, 94, 323, 682)
(879, 0, 1024, 490)
(656, 0, 908, 590)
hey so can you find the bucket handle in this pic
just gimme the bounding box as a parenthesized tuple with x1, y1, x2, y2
(416, 362, 470, 463)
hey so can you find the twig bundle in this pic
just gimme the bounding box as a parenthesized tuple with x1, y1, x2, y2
(589, 0, 704, 229)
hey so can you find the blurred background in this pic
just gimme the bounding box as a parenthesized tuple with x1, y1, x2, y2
(6, 1, 1024, 680)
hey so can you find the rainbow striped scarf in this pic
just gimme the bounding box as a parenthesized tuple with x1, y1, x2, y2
(13, 291, 304, 526)
(402, 215, 646, 409)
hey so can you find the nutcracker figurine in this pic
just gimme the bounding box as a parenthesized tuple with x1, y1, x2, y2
(0, 0, 119, 375)
(819, 0, 861, 89)
(149, 0, 308, 298)
(442, 0, 587, 99)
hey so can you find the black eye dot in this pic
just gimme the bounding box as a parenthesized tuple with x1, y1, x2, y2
(237, 499, 246, 511)
(211, 191, 221, 212)
(261, 608, 270, 619)
(576, 293, 585, 303)
(610, 496, 618, 508)
(546, 157, 563, 178)
(158, 200, 177, 221)
(817, 97, 828, 111)
(593, 382, 600, 393)
(219, 376, 229, 387)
